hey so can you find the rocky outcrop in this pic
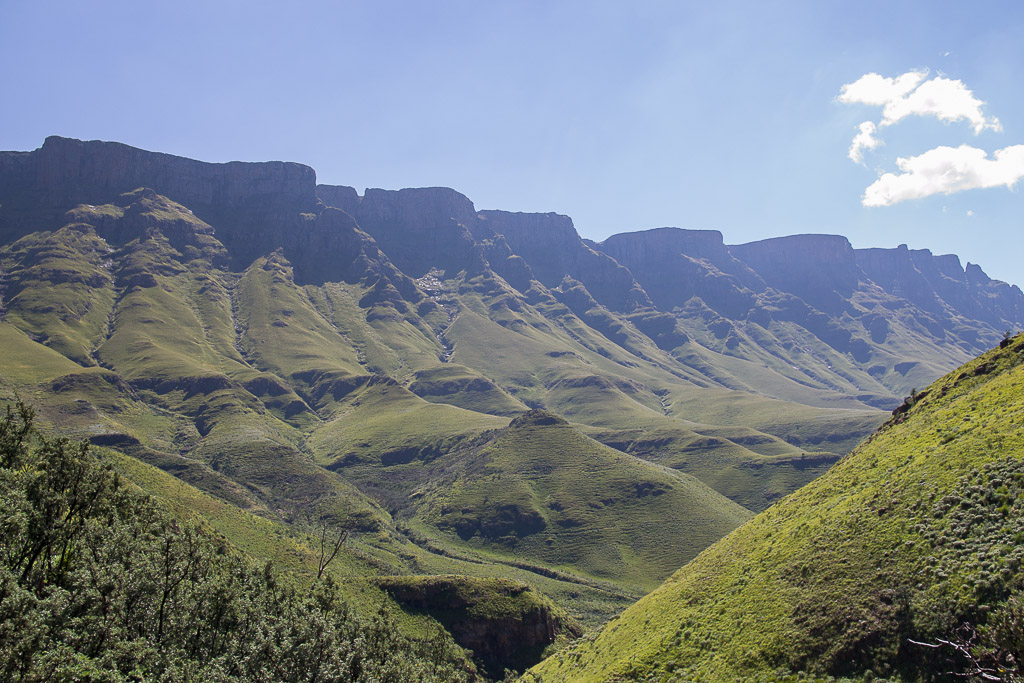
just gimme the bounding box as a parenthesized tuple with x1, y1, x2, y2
(856, 244, 1024, 330)
(316, 183, 360, 215)
(285, 206, 421, 288)
(377, 575, 580, 678)
(730, 234, 860, 316)
(68, 186, 406, 288)
(856, 244, 945, 314)
(343, 186, 481, 277)
(598, 227, 761, 317)
(0, 137, 382, 281)
(0, 136, 317, 235)
(479, 210, 650, 311)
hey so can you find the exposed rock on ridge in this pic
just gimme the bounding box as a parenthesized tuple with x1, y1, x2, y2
(598, 227, 762, 317)
(320, 185, 481, 278)
(478, 210, 650, 312)
(730, 234, 860, 316)
(0, 138, 423, 287)
(0, 136, 317, 228)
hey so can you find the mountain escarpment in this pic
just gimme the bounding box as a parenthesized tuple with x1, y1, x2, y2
(2, 136, 1023, 679)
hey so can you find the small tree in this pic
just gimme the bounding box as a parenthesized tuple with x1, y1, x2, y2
(312, 515, 350, 592)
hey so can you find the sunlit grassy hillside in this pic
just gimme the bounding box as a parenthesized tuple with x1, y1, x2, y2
(532, 335, 1024, 682)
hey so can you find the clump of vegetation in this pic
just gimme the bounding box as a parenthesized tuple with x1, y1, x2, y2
(0, 401, 476, 682)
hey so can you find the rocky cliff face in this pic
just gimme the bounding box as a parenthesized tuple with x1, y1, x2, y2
(335, 186, 482, 278)
(856, 244, 1024, 329)
(597, 227, 761, 317)
(478, 210, 650, 311)
(0, 136, 317, 225)
(730, 234, 861, 316)
(377, 576, 580, 679)
(4, 136, 1023, 408)
(0, 138, 421, 286)
(315, 183, 360, 215)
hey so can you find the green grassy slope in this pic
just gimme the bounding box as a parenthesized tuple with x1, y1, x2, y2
(295, 253, 882, 515)
(409, 411, 753, 593)
(0, 189, 889, 649)
(308, 380, 505, 471)
(428, 273, 883, 508)
(0, 193, 880, 522)
(1, 223, 116, 365)
(531, 335, 1024, 682)
(0, 214, 638, 643)
(0, 204, 638, 632)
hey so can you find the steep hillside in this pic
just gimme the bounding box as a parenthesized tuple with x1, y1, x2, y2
(531, 334, 1024, 682)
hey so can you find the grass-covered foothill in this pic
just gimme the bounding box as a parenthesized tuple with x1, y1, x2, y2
(0, 223, 116, 366)
(0, 402, 477, 682)
(530, 336, 1024, 682)
(413, 410, 753, 593)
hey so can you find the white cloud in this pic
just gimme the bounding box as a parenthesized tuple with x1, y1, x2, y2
(838, 70, 927, 107)
(838, 70, 1000, 134)
(967, 210, 974, 216)
(862, 144, 1024, 207)
(881, 77, 1001, 133)
(848, 121, 882, 164)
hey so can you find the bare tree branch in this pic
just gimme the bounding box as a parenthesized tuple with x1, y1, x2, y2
(908, 629, 1003, 681)
(310, 516, 350, 593)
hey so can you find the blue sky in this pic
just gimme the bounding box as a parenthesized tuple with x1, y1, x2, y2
(2, 0, 1023, 285)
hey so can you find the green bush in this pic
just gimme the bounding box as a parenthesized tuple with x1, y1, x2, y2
(0, 401, 476, 682)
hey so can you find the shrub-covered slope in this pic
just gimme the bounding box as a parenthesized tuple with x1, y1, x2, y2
(531, 335, 1024, 682)
(0, 403, 478, 682)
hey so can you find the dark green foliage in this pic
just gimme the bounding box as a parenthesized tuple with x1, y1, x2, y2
(978, 596, 1024, 678)
(0, 402, 476, 682)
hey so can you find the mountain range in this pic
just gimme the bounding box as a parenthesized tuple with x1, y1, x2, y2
(531, 331, 1024, 682)
(1, 136, 1022, 678)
